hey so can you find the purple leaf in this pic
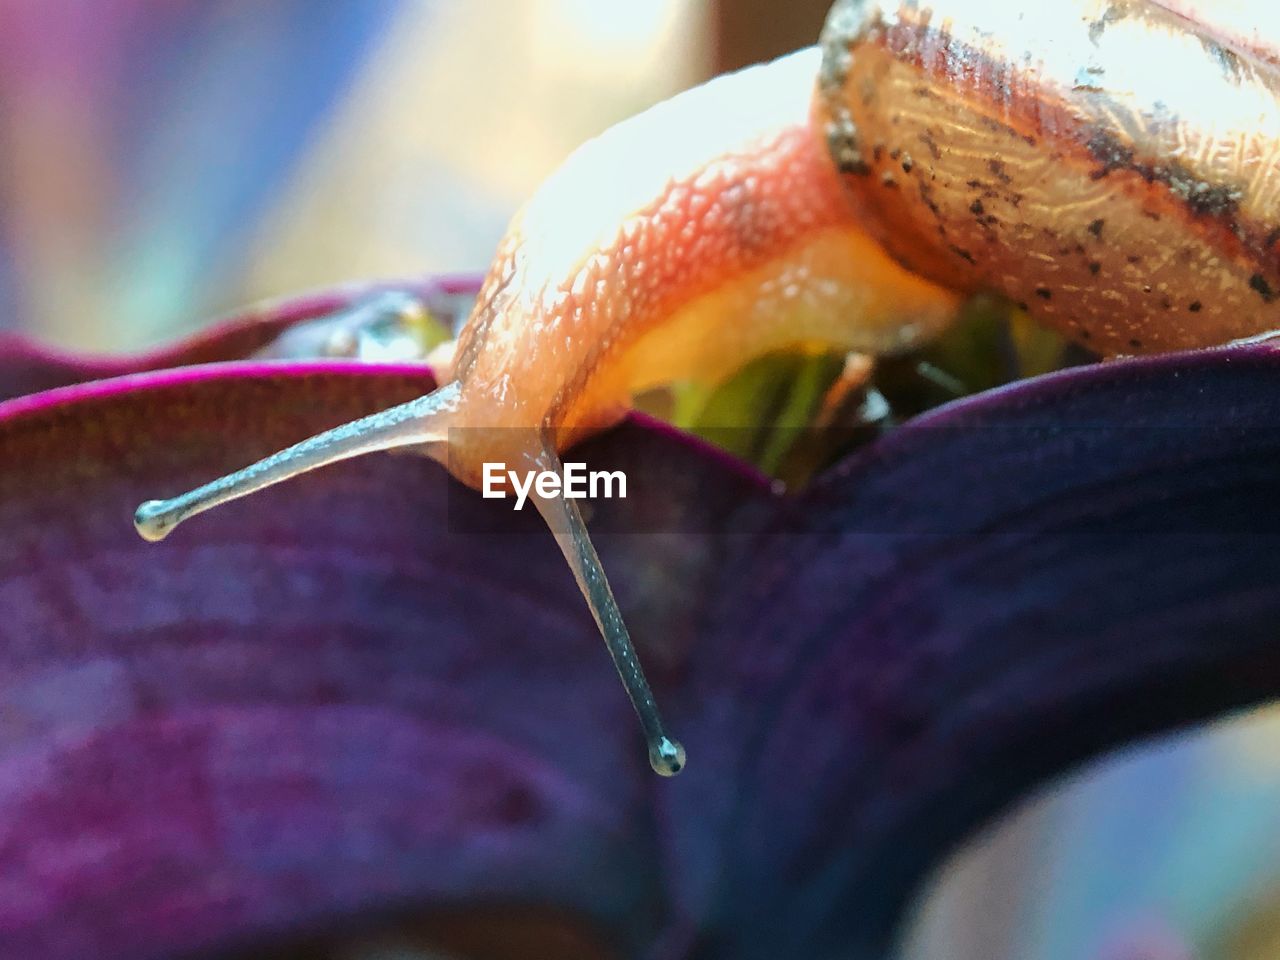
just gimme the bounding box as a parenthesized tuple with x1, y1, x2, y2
(0, 364, 703, 959)
(671, 346, 1280, 958)
(0, 276, 479, 403)
(1, 344, 1279, 958)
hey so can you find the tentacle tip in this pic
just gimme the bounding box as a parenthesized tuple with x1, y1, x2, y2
(649, 736, 687, 777)
(133, 499, 178, 542)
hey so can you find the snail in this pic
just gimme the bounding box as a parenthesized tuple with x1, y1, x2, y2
(133, 0, 1280, 776)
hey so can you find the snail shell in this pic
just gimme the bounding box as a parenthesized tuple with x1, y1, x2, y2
(817, 0, 1280, 354)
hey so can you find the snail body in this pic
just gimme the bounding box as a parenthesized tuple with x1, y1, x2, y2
(437, 44, 959, 480)
(135, 1, 1280, 774)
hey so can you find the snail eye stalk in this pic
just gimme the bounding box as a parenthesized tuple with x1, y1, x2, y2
(133, 382, 462, 542)
(531, 445, 685, 777)
(132, 383, 684, 775)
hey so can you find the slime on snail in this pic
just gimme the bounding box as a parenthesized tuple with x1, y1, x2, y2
(133, 0, 1280, 776)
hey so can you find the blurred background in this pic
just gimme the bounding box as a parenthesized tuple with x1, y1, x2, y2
(0, 0, 830, 351)
(3, 2, 1280, 958)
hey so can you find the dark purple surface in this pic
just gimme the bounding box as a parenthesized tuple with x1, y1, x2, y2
(0, 341, 1278, 959)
